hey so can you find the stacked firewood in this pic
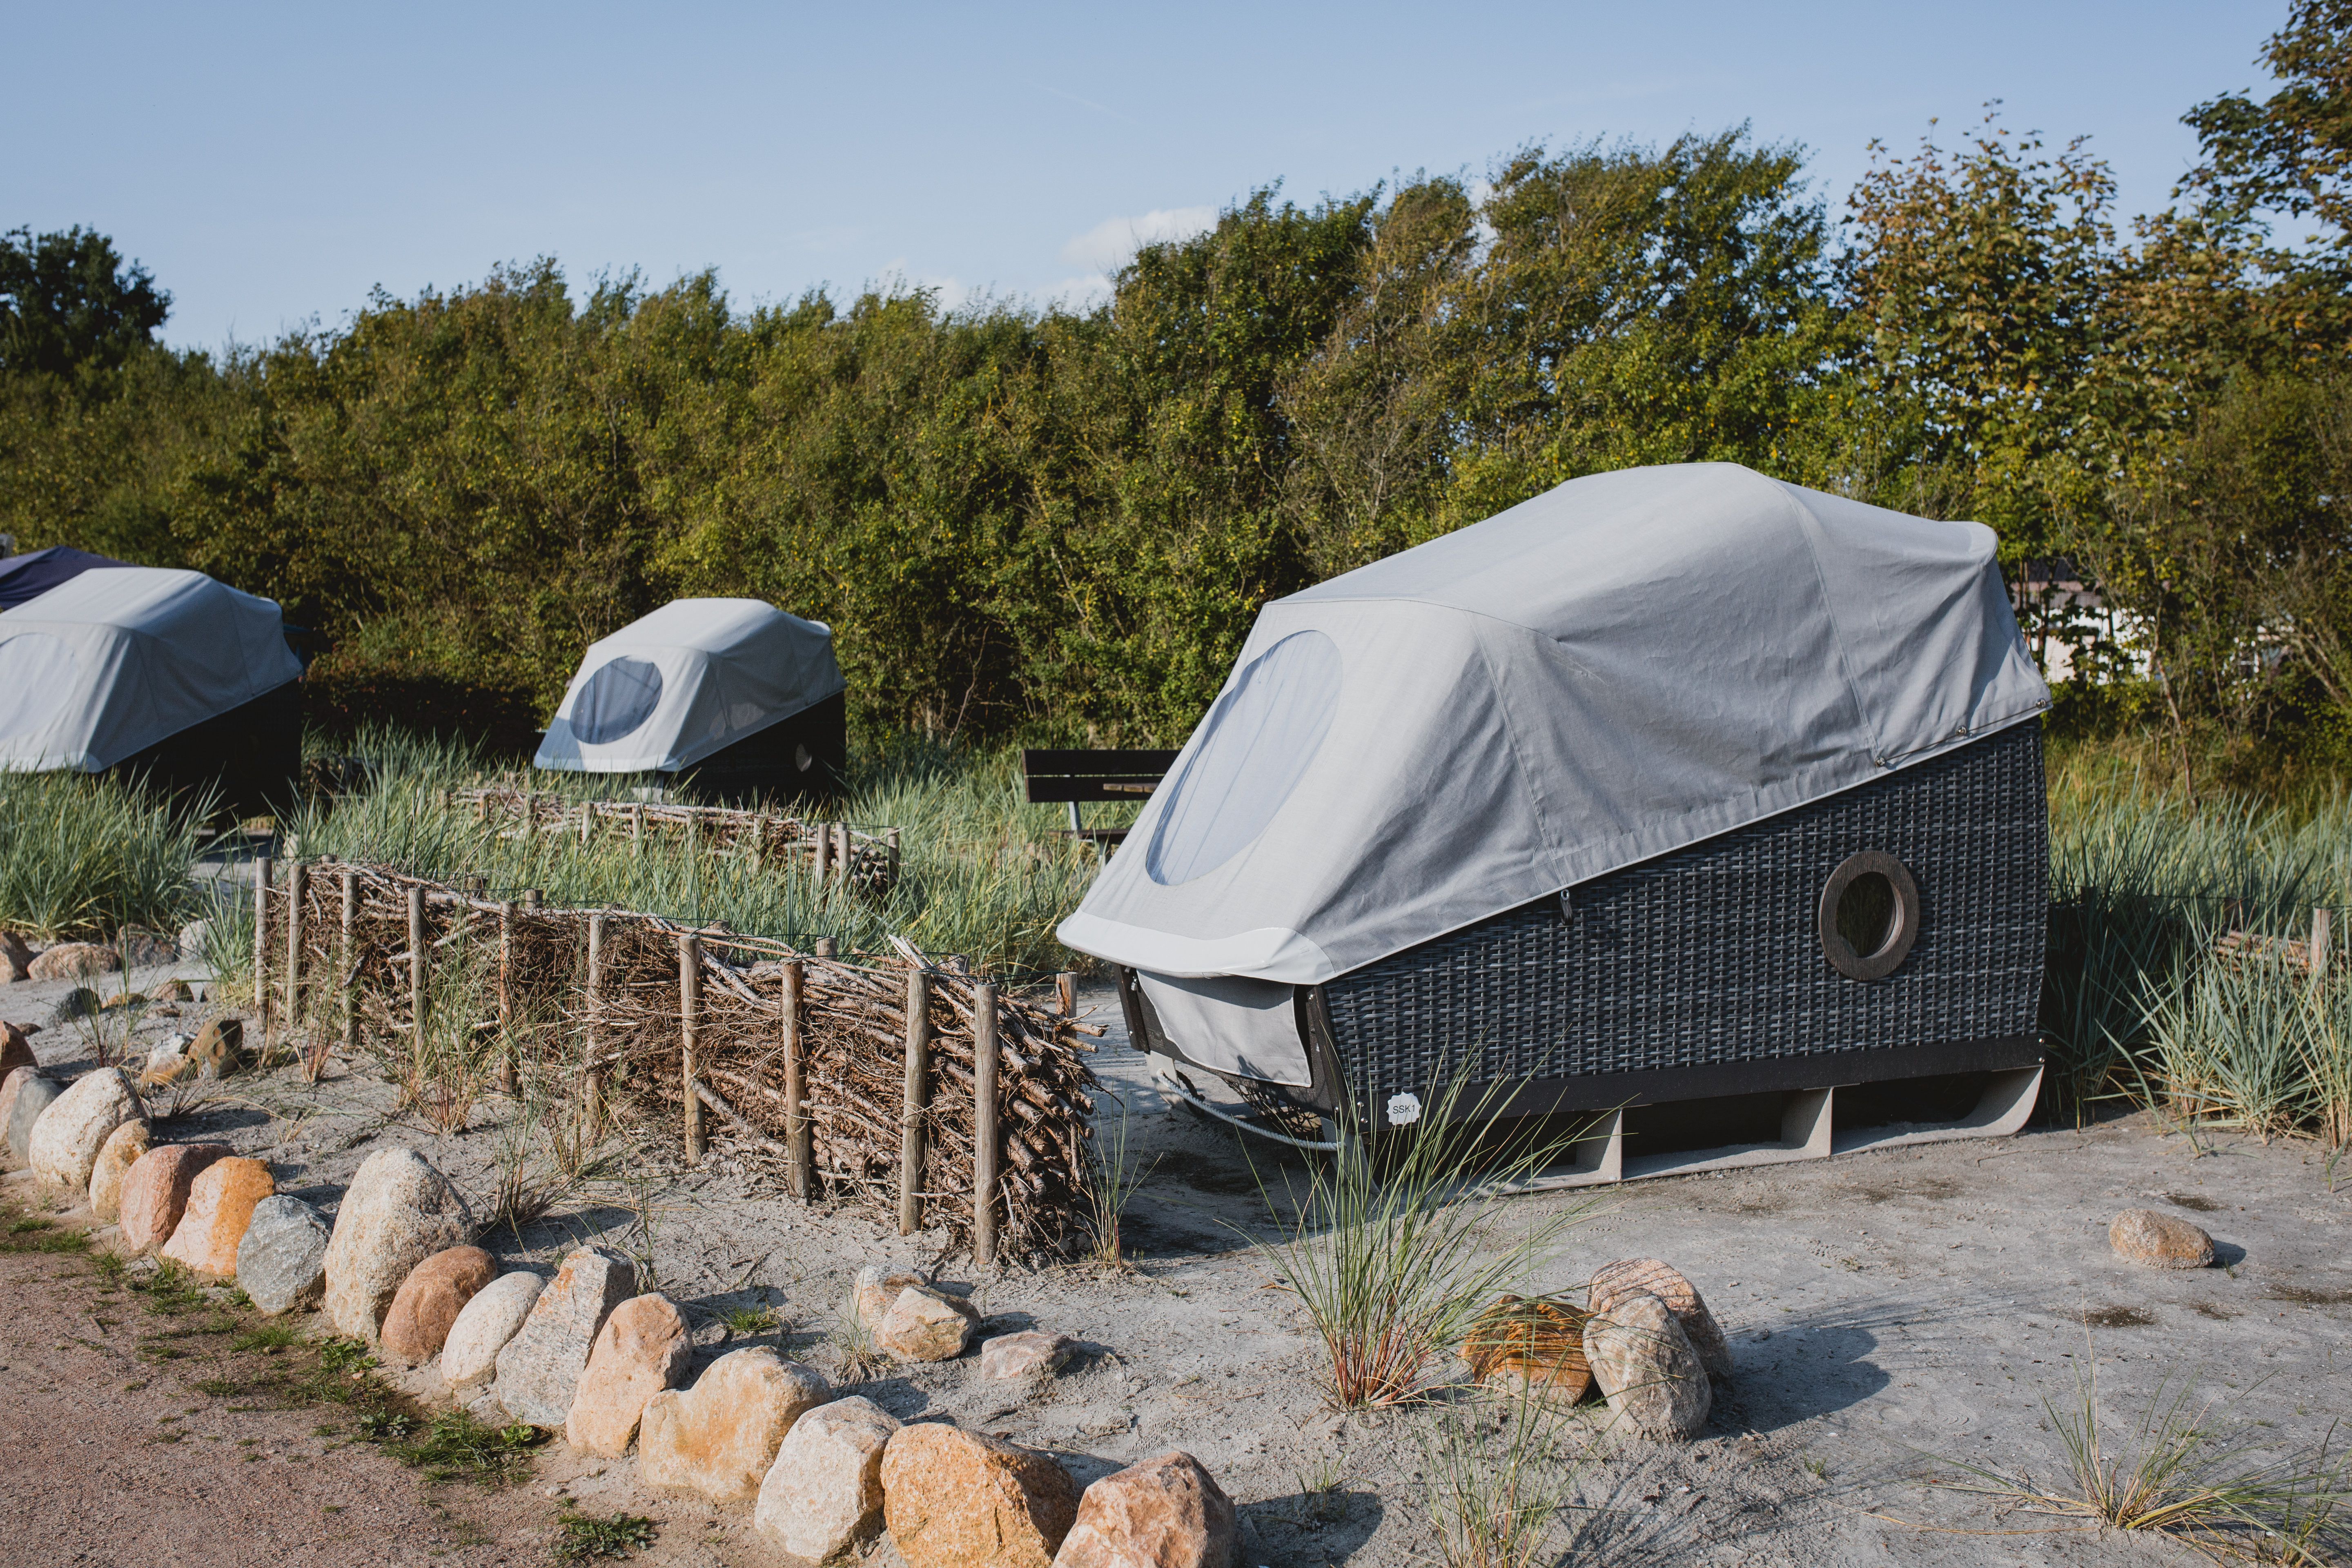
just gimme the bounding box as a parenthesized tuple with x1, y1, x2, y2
(268, 859, 1098, 1258)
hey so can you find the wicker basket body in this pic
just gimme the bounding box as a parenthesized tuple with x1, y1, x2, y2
(1120, 720, 2047, 1127)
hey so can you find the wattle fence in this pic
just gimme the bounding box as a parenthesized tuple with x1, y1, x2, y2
(248, 856, 1099, 1264)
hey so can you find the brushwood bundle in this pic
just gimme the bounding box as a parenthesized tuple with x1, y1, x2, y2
(259, 857, 1098, 1259)
(448, 784, 899, 893)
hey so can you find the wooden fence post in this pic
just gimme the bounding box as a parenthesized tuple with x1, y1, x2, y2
(885, 827, 900, 890)
(339, 868, 359, 1053)
(1057, 971, 1076, 1017)
(782, 960, 811, 1201)
(631, 803, 645, 857)
(813, 937, 837, 959)
(497, 900, 519, 1094)
(253, 855, 273, 1043)
(899, 968, 930, 1235)
(584, 913, 606, 1141)
(407, 885, 428, 1065)
(815, 822, 833, 885)
(973, 980, 1000, 1267)
(2315, 906, 2333, 980)
(834, 823, 851, 884)
(524, 791, 537, 840)
(681, 933, 704, 1161)
(283, 860, 306, 1044)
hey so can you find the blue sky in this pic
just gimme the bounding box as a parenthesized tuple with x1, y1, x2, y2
(3, 1, 2289, 350)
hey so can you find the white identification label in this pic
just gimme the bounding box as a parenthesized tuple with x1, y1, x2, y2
(1385, 1092, 1422, 1127)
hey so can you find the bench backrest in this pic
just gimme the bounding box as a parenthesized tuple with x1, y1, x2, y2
(1020, 748, 1179, 804)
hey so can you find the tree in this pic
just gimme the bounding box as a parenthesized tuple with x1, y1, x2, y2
(0, 226, 171, 381)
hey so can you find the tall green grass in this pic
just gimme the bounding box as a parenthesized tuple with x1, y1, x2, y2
(0, 772, 212, 942)
(2044, 746, 2352, 1146)
(290, 726, 1112, 979)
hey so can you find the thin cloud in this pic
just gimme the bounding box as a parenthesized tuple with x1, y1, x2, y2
(1059, 206, 1218, 276)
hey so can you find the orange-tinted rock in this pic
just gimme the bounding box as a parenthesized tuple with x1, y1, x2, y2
(565, 1292, 692, 1456)
(882, 1423, 1080, 1568)
(0, 1020, 33, 1076)
(638, 1347, 830, 1503)
(1, 932, 30, 983)
(1052, 1451, 1236, 1568)
(2111, 1208, 2216, 1270)
(160, 1156, 275, 1276)
(380, 1245, 498, 1367)
(118, 1142, 232, 1253)
(1463, 1294, 1594, 1401)
(89, 1120, 151, 1222)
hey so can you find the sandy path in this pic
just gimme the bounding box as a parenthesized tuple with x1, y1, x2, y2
(0, 1239, 546, 1568)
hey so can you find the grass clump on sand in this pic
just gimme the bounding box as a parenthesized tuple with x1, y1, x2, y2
(1417, 1379, 1599, 1568)
(1928, 1353, 2351, 1563)
(292, 724, 1114, 978)
(0, 771, 210, 943)
(553, 1508, 658, 1561)
(1245, 1073, 1605, 1410)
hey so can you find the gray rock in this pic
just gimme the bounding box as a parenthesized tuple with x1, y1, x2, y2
(115, 931, 178, 968)
(441, 1270, 546, 1387)
(495, 1247, 637, 1428)
(754, 1394, 900, 1560)
(5, 1073, 63, 1168)
(176, 920, 211, 962)
(978, 1330, 1075, 1380)
(26, 943, 117, 982)
(877, 1284, 980, 1363)
(321, 1147, 474, 1341)
(2, 930, 30, 982)
(27, 1067, 141, 1192)
(1584, 1289, 1711, 1441)
(237, 1195, 332, 1314)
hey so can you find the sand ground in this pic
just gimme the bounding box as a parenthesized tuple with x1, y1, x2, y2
(4, 951, 2348, 1567)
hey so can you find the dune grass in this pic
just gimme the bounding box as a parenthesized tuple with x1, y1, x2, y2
(2042, 746, 2352, 1145)
(284, 725, 1114, 980)
(0, 770, 212, 942)
(1929, 1353, 2351, 1564)
(1243, 1072, 1606, 1410)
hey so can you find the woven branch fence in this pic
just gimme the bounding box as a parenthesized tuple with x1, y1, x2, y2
(250, 856, 1099, 1263)
(449, 785, 900, 893)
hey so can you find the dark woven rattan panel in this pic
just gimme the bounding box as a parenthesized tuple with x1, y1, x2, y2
(1319, 722, 2048, 1122)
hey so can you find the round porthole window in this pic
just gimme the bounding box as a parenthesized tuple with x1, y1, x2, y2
(1818, 850, 1920, 981)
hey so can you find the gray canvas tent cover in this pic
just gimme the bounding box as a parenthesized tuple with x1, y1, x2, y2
(1059, 462, 2052, 1000)
(534, 598, 844, 773)
(0, 567, 302, 771)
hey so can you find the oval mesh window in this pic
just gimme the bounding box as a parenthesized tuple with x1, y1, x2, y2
(571, 657, 665, 745)
(1146, 630, 1344, 886)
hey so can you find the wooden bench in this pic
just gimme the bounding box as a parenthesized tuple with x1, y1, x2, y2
(1021, 749, 1178, 849)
